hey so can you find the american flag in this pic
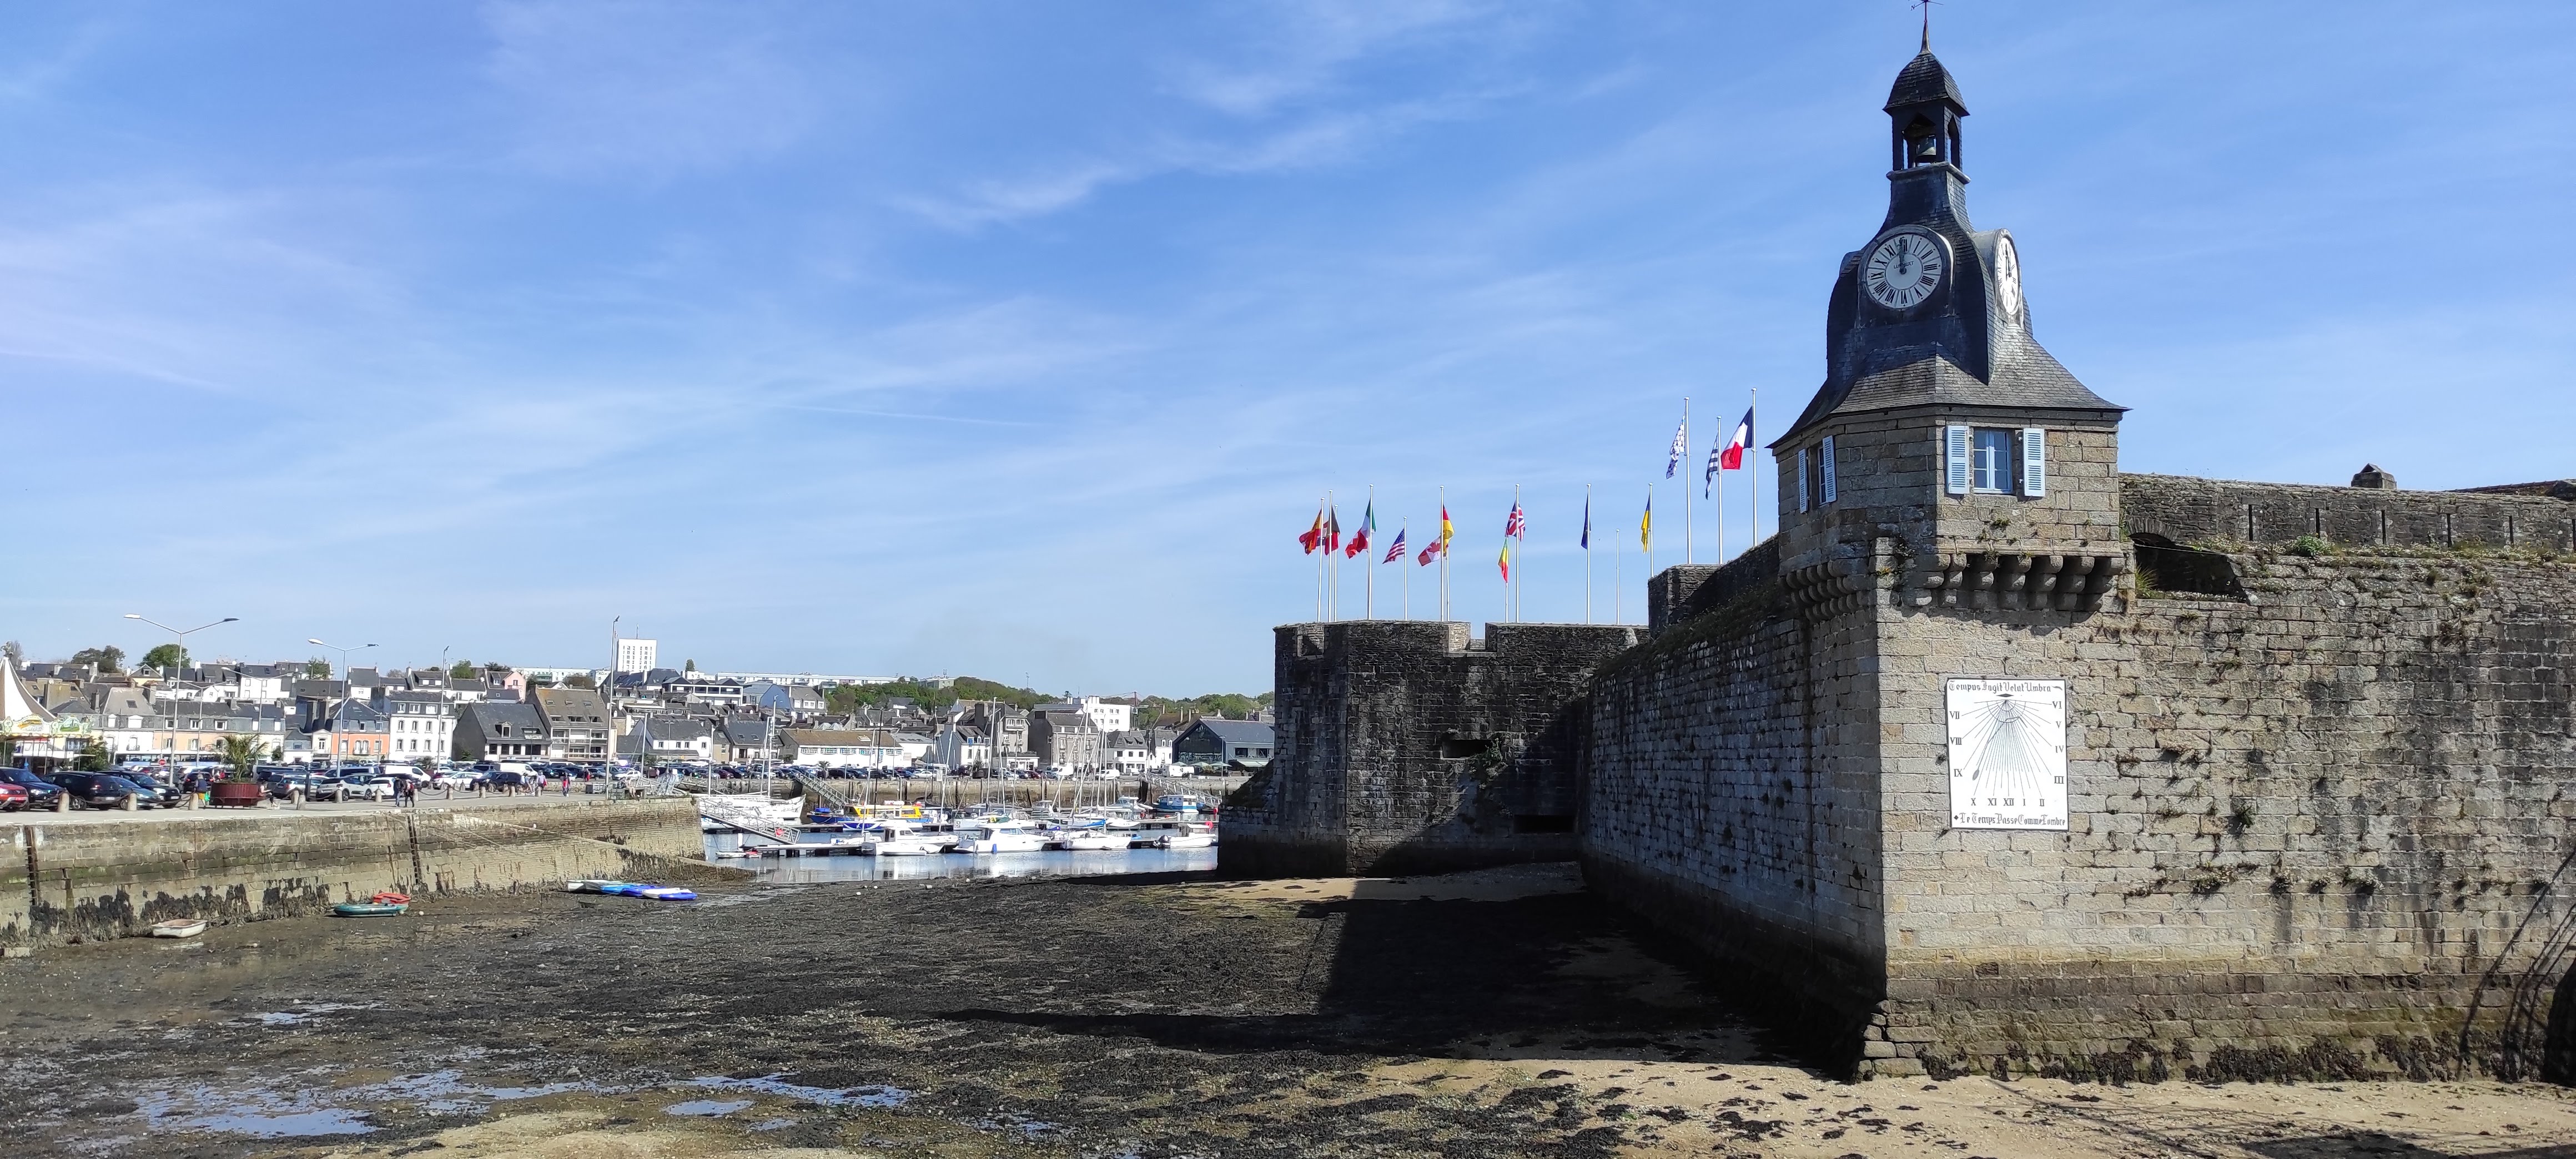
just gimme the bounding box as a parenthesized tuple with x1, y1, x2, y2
(1382, 528, 1407, 564)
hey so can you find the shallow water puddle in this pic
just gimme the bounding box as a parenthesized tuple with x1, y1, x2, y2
(686, 1072, 912, 1108)
(664, 1098, 755, 1116)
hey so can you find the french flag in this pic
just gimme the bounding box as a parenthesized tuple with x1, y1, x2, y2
(1717, 408, 1754, 470)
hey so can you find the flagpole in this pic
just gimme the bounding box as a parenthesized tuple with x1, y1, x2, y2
(1364, 484, 1375, 621)
(1584, 484, 1592, 625)
(1614, 513, 1624, 625)
(1438, 486, 1449, 624)
(1511, 483, 1521, 624)
(1717, 456, 1727, 565)
(1749, 389, 1758, 552)
(1326, 488, 1336, 623)
(1315, 495, 1325, 623)
(1683, 397, 1693, 566)
(1403, 514, 1411, 621)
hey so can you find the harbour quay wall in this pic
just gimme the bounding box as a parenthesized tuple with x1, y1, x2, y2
(0, 798, 718, 949)
(1223, 619, 1639, 878)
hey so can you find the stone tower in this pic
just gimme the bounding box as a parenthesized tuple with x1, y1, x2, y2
(1770, 46, 2127, 616)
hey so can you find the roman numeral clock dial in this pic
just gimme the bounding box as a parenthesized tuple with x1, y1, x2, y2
(1863, 232, 1945, 309)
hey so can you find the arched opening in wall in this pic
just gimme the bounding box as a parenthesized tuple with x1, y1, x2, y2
(2131, 533, 2246, 599)
(1438, 735, 1490, 760)
(2543, 964, 2576, 1084)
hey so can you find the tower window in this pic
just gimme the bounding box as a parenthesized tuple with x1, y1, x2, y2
(1971, 429, 2015, 493)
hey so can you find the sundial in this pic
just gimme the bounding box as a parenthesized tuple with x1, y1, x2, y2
(1946, 678, 2069, 830)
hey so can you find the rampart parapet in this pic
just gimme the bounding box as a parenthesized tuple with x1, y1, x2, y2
(1220, 619, 1639, 878)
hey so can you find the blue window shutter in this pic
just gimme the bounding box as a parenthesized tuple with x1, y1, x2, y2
(1943, 425, 1971, 495)
(1820, 435, 1838, 505)
(1796, 447, 1810, 512)
(2021, 427, 2046, 497)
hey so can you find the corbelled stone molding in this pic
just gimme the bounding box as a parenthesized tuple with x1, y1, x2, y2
(1916, 550, 2124, 612)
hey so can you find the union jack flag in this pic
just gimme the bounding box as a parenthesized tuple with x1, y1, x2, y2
(1503, 502, 1526, 539)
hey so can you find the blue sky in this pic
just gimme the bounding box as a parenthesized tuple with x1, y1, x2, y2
(2, 2, 2570, 695)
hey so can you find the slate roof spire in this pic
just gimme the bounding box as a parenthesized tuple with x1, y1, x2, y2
(1774, 42, 2122, 447)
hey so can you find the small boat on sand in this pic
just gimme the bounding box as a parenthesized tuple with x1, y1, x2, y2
(150, 919, 208, 939)
(593, 882, 698, 901)
(335, 890, 411, 916)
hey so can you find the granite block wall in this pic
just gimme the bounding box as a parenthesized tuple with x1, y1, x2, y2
(1585, 546, 1892, 1046)
(2126, 473, 2576, 553)
(1222, 619, 1638, 878)
(1864, 544, 2576, 1081)
(1590, 523, 2576, 1080)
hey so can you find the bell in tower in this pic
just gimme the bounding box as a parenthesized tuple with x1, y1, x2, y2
(1770, 41, 2127, 618)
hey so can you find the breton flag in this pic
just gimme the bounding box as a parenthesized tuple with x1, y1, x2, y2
(1504, 502, 1526, 540)
(1383, 528, 1407, 564)
(1718, 407, 1754, 470)
(1298, 504, 1325, 553)
(1666, 416, 1689, 478)
(1344, 500, 1375, 559)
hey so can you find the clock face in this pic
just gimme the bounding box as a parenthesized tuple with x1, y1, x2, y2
(1994, 234, 2023, 319)
(1863, 232, 1945, 310)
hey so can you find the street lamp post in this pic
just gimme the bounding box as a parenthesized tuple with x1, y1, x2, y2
(124, 613, 237, 765)
(307, 638, 378, 765)
(306, 638, 378, 682)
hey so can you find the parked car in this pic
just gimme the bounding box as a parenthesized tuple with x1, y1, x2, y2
(0, 782, 26, 811)
(266, 773, 348, 802)
(122, 770, 186, 807)
(1, 768, 63, 809)
(50, 773, 145, 809)
(480, 769, 531, 789)
(338, 774, 398, 802)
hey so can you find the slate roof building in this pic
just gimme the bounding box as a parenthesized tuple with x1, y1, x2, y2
(456, 701, 547, 761)
(530, 687, 612, 764)
(1173, 719, 1273, 769)
(1028, 709, 1103, 772)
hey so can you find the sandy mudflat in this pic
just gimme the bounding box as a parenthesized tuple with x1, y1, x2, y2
(2, 864, 2569, 1157)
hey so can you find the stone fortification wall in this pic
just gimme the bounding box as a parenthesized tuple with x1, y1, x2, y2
(1859, 545, 2576, 1081)
(2126, 472, 2576, 553)
(1585, 545, 1895, 1050)
(1587, 530, 2576, 1081)
(1222, 619, 1638, 878)
(0, 799, 719, 948)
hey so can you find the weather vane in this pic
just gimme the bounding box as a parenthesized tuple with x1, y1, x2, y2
(1914, 0, 1941, 51)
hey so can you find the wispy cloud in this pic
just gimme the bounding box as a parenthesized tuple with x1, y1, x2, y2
(479, 0, 824, 180)
(894, 1, 1533, 229)
(1166, 0, 1502, 118)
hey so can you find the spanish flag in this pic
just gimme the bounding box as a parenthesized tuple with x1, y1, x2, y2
(1439, 505, 1455, 551)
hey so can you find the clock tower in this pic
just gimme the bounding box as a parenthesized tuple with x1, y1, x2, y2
(1772, 44, 2128, 616)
